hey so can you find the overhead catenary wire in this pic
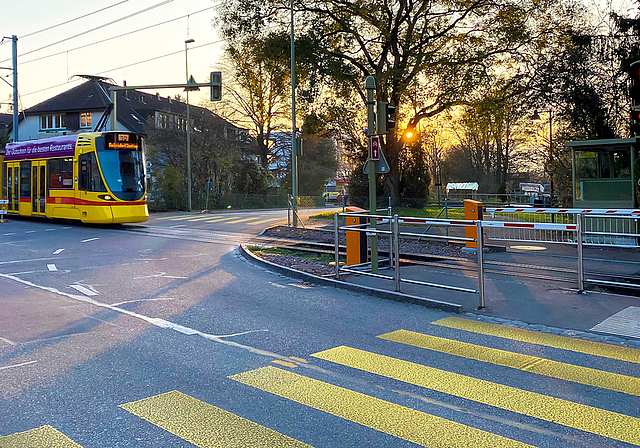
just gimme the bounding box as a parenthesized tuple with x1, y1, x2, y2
(18, 5, 217, 67)
(20, 1, 130, 39)
(21, 40, 223, 98)
(0, 0, 175, 64)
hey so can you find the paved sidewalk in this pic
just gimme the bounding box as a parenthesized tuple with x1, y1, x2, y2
(243, 234, 640, 348)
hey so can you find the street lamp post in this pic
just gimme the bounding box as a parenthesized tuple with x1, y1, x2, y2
(185, 38, 195, 212)
(532, 109, 553, 206)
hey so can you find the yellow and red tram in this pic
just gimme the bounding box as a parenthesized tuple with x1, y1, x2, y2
(1, 131, 148, 224)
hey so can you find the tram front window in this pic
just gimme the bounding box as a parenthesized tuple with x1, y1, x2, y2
(96, 150, 145, 201)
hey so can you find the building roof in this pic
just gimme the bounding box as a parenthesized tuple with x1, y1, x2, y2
(21, 79, 247, 136)
(446, 182, 479, 191)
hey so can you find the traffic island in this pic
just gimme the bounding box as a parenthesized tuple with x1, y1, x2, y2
(239, 244, 463, 314)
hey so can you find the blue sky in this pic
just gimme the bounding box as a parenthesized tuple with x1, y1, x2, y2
(1, 0, 224, 110)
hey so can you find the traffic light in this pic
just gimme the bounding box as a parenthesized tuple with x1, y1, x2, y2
(629, 61, 640, 135)
(210, 71, 222, 102)
(375, 101, 395, 134)
(631, 108, 640, 136)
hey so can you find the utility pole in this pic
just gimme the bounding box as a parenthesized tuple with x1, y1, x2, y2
(290, 0, 298, 227)
(365, 76, 378, 274)
(11, 35, 18, 142)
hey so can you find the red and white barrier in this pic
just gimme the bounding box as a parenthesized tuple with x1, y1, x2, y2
(487, 207, 640, 217)
(481, 221, 577, 231)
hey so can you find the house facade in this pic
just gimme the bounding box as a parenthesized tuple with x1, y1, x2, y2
(11, 77, 249, 143)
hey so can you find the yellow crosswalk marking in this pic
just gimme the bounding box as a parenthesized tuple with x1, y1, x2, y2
(378, 330, 640, 396)
(248, 218, 280, 225)
(433, 317, 640, 364)
(187, 215, 231, 222)
(0, 425, 83, 447)
(202, 216, 241, 223)
(156, 214, 192, 220)
(231, 366, 534, 448)
(225, 217, 264, 224)
(120, 390, 313, 447)
(166, 215, 202, 221)
(311, 346, 640, 446)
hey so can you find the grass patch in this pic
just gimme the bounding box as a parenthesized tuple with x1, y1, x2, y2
(391, 206, 466, 220)
(310, 210, 339, 220)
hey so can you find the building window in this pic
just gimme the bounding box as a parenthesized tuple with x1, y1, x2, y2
(81, 113, 92, 128)
(41, 114, 66, 130)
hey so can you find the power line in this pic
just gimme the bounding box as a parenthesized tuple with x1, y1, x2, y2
(0, 0, 175, 64)
(21, 40, 223, 98)
(19, 6, 217, 66)
(21, 1, 130, 39)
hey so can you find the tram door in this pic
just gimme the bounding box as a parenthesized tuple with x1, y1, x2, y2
(31, 161, 46, 215)
(5, 162, 19, 213)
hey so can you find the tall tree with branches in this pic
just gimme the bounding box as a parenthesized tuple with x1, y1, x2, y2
(219, 0, 585, 197)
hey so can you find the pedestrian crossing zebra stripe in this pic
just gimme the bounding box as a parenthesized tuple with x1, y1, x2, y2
(231, 366, 535, 448)
(311, 345, 640, 446)
(432, 317, 640, 364)
(120, 390, 314, 448)
(378, 329, 639, 396)
(0, 425, 82, 447)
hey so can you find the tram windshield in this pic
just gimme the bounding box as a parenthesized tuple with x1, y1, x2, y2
(96, 133, 145, 201)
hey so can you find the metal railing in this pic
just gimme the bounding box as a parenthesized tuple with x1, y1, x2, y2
(485, 207, 640, 248)
(332, 211, 640, 307)
(334, 211, 487, 308)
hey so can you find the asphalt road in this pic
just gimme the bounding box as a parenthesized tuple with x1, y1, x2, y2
(1, 212, 639, 447)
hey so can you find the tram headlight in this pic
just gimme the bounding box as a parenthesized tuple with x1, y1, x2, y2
(104, 195, 112, 201)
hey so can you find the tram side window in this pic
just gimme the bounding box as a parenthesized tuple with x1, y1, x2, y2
(79, 152, 107, 192)
(20, 162, 31, 199)
(48, 158, 74, 189)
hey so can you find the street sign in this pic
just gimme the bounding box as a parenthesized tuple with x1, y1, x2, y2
(205, 181, 214, 192)
(371, 136, 380, 160)
(364, 146, 390, 174)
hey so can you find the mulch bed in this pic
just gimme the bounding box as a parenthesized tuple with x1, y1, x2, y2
(250, 225, 475, 276)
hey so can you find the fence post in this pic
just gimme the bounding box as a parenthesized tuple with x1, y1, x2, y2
(394, 214, 401, 292)
(577, 213, 585, 292)
(287, 194, 291, 227)
(445, 198, 449, 243)
(334, 212, 340, 279)
(477, 220, 486, 309)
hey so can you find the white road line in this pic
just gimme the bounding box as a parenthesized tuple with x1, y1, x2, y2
(0, 336, 16, 346)
(111, 297, 177, 307)
(81, 238, 99, 243)
(1, 272, 270, 344)
(169, 224, 187, 228)
(53, 249, 65, 255)
(3, 233, 16, 236)
(25, 231, 36, 234)
(45, 228, 56, 231)
(70, 284, 99, 296)
(47, 264, 58, 272)
(0, 360, 38, 371)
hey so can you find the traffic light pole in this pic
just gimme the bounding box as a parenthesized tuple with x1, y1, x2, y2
(365, 76, 378, 274)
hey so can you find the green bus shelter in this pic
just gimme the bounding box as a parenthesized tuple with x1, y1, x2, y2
(566, 138, 639, 209)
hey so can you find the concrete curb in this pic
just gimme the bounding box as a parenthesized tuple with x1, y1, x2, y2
(239, 244, 463, 314)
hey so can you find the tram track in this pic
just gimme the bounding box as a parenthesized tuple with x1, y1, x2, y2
(251, 239, 640, 293)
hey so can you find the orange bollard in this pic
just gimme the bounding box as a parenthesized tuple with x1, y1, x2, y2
(464, 199, 483, 249)
(345, 207, 368, 265)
